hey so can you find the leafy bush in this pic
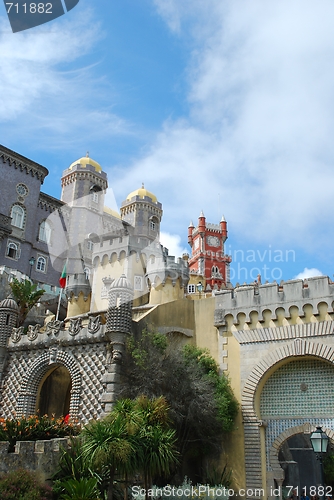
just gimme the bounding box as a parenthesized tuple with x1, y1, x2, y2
(0, 414, 81, 452)
(122, 331, 239, 481)
(58, 477, 100, 499)
(0, 468, 53, 500)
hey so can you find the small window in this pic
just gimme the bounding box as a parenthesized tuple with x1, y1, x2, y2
(6, 241, 19, 260)
(187, 284, 196, 294)
(87, 240, 94, 251)
(91, 192, 98, 203)
(39, 220, 51, 243)
(11, 205, 25, 229)
(16, 183, 28, 197)
(150, 220, 156, 231)
(36, 256, 47, 272)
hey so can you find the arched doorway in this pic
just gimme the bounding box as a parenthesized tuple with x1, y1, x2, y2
(278, 433, 322, 494)
(36, 365, 72, 418)
(260, 358, 334, 493)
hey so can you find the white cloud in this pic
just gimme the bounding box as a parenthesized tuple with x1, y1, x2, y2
(160, 231, 188, 258)
(294, 268, 324, 280)
(111, 0, 334, 260)
(0, 11, 131, 147)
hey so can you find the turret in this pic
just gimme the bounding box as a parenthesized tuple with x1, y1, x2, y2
(66, 273, 91, 318)
(102, 275, 134, 414)
(220, 215, 228, 242)
(0, 298, 18, 380)
(120, 184, 163, 242)
(198, 211, 206, 235)
(188, 221, 194, 246)
(187, 212, 232, 292)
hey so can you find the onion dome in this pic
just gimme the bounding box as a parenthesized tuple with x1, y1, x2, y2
(69, 152, 102, 173)
(126, 183, 157, 203)
(0, 298, 18, 311)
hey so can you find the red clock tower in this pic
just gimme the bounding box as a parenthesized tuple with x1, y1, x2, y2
(188, 212, 232, 291)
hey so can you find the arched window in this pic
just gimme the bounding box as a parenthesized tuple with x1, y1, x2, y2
(36, 256, 46, 272)
(6, 242, 18, 259)
(11, 205, 25, 229)
(39, 220, 51, 243)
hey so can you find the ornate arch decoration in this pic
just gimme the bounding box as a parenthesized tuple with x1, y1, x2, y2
(241, 338, 334, 496)
(242, 338, 334, 421)
(16, 349, 81, 418)
(269, 423, 334, 481)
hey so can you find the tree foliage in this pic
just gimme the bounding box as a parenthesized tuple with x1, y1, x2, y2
(81, 396, 179, 500)
(9, 278, 45, 326)
(121, 331, 239, 479)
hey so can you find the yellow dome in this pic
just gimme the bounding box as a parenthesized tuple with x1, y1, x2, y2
(103, 206, 121, 219)
(126, 184, 157, 203)
(69, 154, 102, 173)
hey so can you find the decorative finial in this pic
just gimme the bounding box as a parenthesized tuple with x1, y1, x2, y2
(86, 151, 89, 158)
(142, 182, 145, 188)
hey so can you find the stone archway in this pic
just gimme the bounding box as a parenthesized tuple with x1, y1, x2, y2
(269, 424, 334, 488)
(36, 365, 72, 418)
(16, 348, 81, 418)
(241, 337, 334, 498)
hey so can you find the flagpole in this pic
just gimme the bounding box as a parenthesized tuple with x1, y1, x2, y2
(56, 286, 62, 321)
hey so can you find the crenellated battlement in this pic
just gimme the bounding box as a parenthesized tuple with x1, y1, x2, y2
(214, 275, 334, 327)
(146, 252, 189, 288)
(0, 438, 69, 480)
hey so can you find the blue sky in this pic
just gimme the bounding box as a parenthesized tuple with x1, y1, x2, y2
(1, 0, 334, 284)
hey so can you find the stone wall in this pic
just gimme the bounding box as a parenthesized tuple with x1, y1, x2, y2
(0, 437, 69, 481)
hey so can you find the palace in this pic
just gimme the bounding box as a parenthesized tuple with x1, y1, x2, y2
(0, 144, 333, 499)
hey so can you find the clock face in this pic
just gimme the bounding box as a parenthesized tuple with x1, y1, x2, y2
(207, 235, 220, 247)
(16, 183, 28, 197)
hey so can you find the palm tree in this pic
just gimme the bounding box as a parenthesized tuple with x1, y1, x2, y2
(134, 396, 179, 500)
(139, 424, 179, 500)
(82, 415, 134, 500)
(9, 278, 45, 326)
(82, 397, 178, 500)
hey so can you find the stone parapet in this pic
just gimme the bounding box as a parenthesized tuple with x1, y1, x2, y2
(0, 437, 69, 481)
(8, 316, 105, 351)
(215, 276, 334, 326)
(146, 254, 189, 288)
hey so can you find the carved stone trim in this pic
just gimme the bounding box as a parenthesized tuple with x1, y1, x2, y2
(27, 325, 40, 341)
(46, 320, 63, 336)
(87, 316, 101, 334)
(11, 326, 23, 343)
(0, 146, 48, 182)
(241, 340, 334, 495)
(233, 320, 334, 344)
(68, 318, 82, 337)
(17, 350, 81, 417)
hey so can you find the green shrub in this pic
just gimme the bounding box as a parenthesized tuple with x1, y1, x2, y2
(59, 477, 100, 499)
(0, 468, 53, 499)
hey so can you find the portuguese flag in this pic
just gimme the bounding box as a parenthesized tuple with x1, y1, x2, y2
(59, 264, 67, 289)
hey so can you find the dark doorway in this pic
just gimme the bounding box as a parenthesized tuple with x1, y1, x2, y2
(36, 365, 72, 418)
(279, 433, 322, 495)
